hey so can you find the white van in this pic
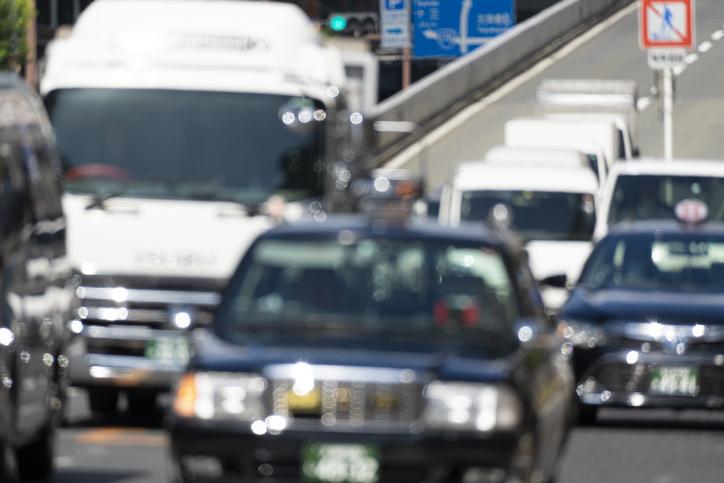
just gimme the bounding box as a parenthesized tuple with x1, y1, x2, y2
(440, 158, 598, 313)
(41, 0, 346, 413)
(595, 159, 724, 240)
(504, 118, 619, 183)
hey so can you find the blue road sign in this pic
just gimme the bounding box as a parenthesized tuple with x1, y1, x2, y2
(413, 0, 516, 58)
(385, 0, 405, 10)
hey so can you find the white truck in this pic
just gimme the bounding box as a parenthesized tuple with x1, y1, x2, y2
(504, 117, 619, 185)
(40, 0, 347, 414)
(439, 151, 598, 313)
(536, 78, 639, 160)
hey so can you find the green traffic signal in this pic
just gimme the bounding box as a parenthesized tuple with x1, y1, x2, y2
(329, 15, 347, 32)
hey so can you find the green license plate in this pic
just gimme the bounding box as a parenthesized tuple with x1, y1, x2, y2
(302, 443, 380, 483)
(144, 337, 189, 365)
(649, 366, 699, 396)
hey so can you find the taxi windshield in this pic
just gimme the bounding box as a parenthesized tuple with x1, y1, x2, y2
(580, 233, 724, 293)
(461, 190, 596, 241)
(216, 236, 520, 342)
(46, 88, 326, 205)
(607, 175, 724, 227)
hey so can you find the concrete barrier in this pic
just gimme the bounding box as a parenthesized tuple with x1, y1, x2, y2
(370, 0, 635, 162)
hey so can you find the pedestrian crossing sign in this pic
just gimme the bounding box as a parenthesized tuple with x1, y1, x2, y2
(640, 0, 695, 49)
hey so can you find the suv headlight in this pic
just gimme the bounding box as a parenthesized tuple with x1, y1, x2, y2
(557, 319, 606, 348)
(423, 382, 521, 432)
(173, 372, 267, 421)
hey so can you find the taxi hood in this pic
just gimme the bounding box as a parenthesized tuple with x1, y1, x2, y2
(63, 193, 272, 280)
(564, 289, 724, 325)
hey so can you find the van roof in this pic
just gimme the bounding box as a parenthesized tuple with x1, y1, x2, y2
(452, 160, 599, 194)
(485, 145, 589, 170)
(609, 159, 724, 177)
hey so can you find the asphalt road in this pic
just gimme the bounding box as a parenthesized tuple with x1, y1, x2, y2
(52, 388, 724, 483)
(387, 0, 724, 190)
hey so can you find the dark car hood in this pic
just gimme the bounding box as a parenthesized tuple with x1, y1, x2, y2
(190, 330, 516, 383)
(563, 289, 724, 325)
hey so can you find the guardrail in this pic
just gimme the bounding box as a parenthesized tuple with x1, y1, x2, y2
(370, 0, 636, 163)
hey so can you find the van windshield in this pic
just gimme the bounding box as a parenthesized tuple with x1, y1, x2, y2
(607, 175, 724, 227)
(46, 88, 326, 205)
(461, 190, 596, 241)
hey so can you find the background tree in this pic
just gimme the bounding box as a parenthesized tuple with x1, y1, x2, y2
(0, 0, 34, 71)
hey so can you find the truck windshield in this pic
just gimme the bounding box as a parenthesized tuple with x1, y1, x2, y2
(580, 233, 724, 293)
(461, 190, 596, 241)
(216, 236, 519, 343)
(607, 175, 724, 227)
(46, 88, 326, 205)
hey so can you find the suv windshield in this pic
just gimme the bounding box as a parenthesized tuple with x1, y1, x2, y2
(461, 190, 595, 241)
(216, 236, 519, 343)
(580, 233, 724, 293)
(608, 175, 724, 227)
(46, 89, 326, 205)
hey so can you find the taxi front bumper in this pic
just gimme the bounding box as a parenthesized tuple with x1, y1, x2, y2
(574, 349, 724, 409)
(169, 420, 531, 483)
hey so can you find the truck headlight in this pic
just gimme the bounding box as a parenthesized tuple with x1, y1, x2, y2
(173, 372, 267, 421)
(557, 319, 606, 348)
(423, 382, 521, 432)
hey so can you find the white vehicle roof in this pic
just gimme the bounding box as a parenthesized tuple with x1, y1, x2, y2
(484, 145, 590, 170)
(536, 79, 638, 113)
(41, 0, 345, 100)
(452, 160, 598, 194)
(607, 159, 724, 177)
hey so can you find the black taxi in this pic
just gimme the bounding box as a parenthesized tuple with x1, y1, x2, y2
(168, 213, 574, 483)
(0, 73, 72, 480)
(560, 199, 724, 423)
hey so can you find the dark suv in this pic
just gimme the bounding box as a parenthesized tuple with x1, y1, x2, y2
(0, 74, 73, 481)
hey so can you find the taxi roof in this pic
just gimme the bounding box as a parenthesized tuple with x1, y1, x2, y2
(258, 216, 508, 247)
(609, 159, 724, 177)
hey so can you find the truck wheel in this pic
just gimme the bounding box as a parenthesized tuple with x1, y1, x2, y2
(0, 441, 18, 482)
(16, 423, 54, 481)
(127, 391, 158, 417)
(88, 388, 119, 415)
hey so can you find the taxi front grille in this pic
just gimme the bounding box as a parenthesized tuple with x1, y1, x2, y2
(269, 379, 423, 428)
(593, 363, 724, 396)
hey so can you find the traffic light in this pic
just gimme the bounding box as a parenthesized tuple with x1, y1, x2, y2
(326, 13, 378, 37)
(329, 15, 347, 33)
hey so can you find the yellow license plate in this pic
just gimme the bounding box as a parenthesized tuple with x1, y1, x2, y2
(287, 389, 322, 412)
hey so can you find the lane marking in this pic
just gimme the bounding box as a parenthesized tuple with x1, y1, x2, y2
(684, 53, 699, 64)
(698, 41, 713, 53)
(637, 96, 652, 111)
(75, 427, 167, 447)
(673, 64, 687, 76)
(55, 456, 75, 468)
(712, 30, 724, 41)
(385, 2, 639, 169)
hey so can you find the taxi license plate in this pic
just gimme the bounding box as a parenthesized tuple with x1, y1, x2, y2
(302, 443, 379, 483)
(144, 337, 189, 366)
(649, 367, 699, 396)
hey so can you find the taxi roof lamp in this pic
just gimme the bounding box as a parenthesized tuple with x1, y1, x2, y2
(359, 170, 424, 223)
(675, 199, 708, 225)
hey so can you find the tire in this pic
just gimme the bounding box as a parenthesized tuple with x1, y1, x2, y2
(16, 423, 54, 481)
(127, 390, 158, 418)
(88, 388, 119, 415)
(0, 441, 19, 483)
(576, 404, 598, 426)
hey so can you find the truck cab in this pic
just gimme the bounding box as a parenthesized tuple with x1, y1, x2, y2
(40, 0, 346, 414)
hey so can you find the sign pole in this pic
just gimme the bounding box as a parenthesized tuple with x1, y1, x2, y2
(662, 66, 674, 160)
(402, 46, 411, 90)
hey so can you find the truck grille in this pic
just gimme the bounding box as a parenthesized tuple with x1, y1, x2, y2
(269, 378, 423, 428)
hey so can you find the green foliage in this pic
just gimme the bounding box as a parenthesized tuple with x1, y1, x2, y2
(0, 0, 34, 70)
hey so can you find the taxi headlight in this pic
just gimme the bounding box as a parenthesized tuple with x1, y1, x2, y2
(557, 319, 606, 348)
(423, 382, 521, 432)
(173, 372, 267, 421)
